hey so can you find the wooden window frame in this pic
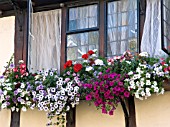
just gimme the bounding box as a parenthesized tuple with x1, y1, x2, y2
(161, 0, 170, 55)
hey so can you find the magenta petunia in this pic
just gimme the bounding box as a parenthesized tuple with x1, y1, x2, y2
(86, 94, 92, 101)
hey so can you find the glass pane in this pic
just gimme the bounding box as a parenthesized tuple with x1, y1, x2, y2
(120, 41, 128, 54)
(108, 14, 117, 28)
(68, 4, 98, 31)
(108, 28, 117, 42)
(107, 42, 117, 56)
(107, 0, 138, 56)
(108, 2, 117, 14)
(67, 31, 99, 60)
(67, 47, 77, 60)
(89, 31, 99, 45)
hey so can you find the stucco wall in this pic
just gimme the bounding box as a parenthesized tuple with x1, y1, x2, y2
(0, 16, 14, 127)
(1, 16, 170, 127)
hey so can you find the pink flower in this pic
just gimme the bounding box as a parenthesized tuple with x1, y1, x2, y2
(86, 94, 92, 101)
(124, 91, 130, 98)
(102, 108, 107, 114)
(109, 110, 114, 115)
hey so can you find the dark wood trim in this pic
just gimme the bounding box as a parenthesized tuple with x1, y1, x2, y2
(60, 6, 67, 73)
(66, 107, 76, 127)
(128, 96, 137, 127)
(99, 0, 105, 57)
(139, 0, 146, 52)
(13, 9, 27, 127)
(10, 110, 20, 127)
(14, 9, 27, 64)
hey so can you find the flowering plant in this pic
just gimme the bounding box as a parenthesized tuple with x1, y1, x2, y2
(120, 52, 168, 100)
(83, 71, 130, 115)
(31, 69, 80, 126)
(0, 57, 35, 112)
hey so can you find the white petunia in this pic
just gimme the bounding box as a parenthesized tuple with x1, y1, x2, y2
(22, 106, 27, 112)
(1, 103, 7, 109)
(128, 71, 133, 75)
(146, 73, 151, 78)
(17, 88, 22, 93)
(140, 91, 145, 96)
(16, 108, 19, 112)
(146, 80, 151, 86)
(11, 106, 15, 112)
(154, 87, 159, 93)
(3, 90, 7, 95)
(94, 59, 104, 65)
(6, 87, 12, 91)
(85, 66, 93, 72)
(20, 83, 25, 88)
(126, 61, 131, 64)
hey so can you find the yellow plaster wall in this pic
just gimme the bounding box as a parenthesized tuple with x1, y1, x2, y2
(0, 16, 15, 127)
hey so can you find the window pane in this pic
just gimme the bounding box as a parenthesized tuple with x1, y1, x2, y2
(107, 0, 138, 57)
(68, 4, 98, 31)
(67, 31, 99, 60)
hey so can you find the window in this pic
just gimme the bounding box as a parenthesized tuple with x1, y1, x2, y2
(162, 0, 170, 54)
(107, 0, 138, 56)
(67, 4, 99, 61)
(66, 0, 139, 61)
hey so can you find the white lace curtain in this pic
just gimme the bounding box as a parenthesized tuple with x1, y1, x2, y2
(141, 0, 167, 57)
(28, 9, 61, 73)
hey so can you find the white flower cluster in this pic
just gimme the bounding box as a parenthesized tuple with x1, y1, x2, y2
(0, 81, 33, 112)
(33, 79, 79, 114)
(94, 59, 104, 66)
(32, 70, 80, 123)
(124, 64, 165, 100)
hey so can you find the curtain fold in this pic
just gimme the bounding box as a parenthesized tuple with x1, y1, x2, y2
(28, 9, 61, 73)
(141, 0, 167, 57)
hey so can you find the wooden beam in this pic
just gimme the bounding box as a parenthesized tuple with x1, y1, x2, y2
(12, 9, 27, 127)
(139, 0, 146, 52)
(128, 96, 136, 127)
(60, 6, 67, 73)
(99, 0, 105, 57)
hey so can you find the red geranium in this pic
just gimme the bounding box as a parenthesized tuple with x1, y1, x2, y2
(64, 60, 72, 69)
(73, 63, 83, 72)
(88, 50, 94, 55)
(82, 54, 89, 60)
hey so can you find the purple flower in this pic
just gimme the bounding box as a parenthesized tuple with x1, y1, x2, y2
(6, 95, 10, 101)
(10, 64, 14, 68)
(72, 73, 76, 76)
(6, 102, 10, 106)
(33, 97, 37, 102)
(14, 90, 18, 95)
(17, 97, 22, 102)
(12, 98, 17, 104)
(0, 89, 3, 96)
(0, 75, 4, 79)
